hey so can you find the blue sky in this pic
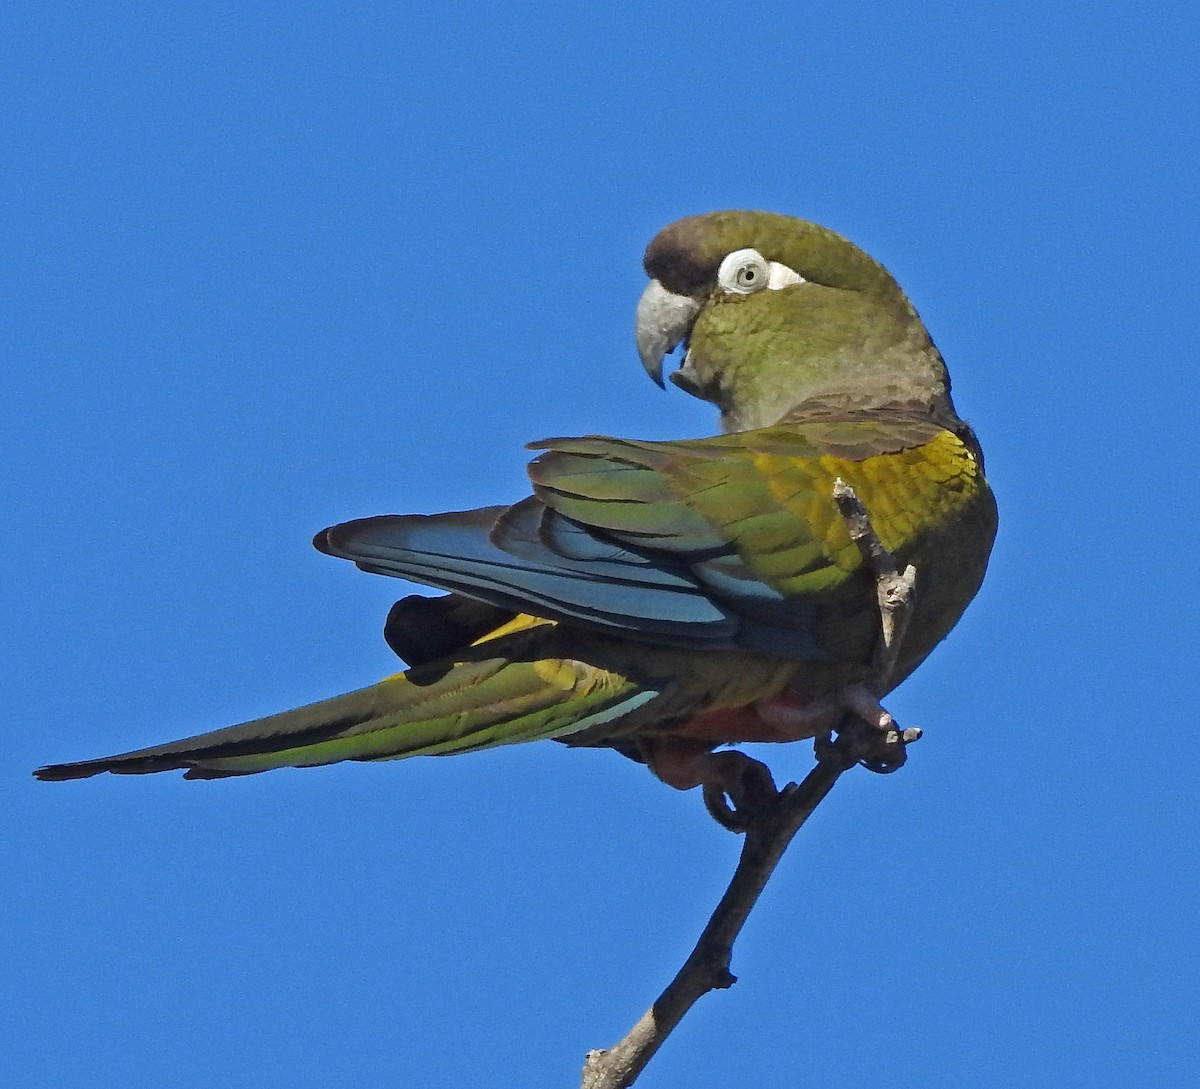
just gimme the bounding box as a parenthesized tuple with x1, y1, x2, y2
(5, 4, 1197, 1087)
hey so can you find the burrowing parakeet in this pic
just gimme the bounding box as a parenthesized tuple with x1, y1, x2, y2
(35, 211, 997, 815)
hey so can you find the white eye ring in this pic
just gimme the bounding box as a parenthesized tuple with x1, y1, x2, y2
(716, 249, 806, 295)
(717, 248, 771, 294)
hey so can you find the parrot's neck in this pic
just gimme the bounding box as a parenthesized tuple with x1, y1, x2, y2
(713, 349, 960, 433)
(678, 289, 960, 434)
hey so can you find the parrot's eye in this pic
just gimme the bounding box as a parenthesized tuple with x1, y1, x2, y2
(716, 249, 806, 296)
(717, 249, 770, 294)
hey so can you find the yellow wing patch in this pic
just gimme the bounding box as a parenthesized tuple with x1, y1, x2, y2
(749, 430, 984, 594)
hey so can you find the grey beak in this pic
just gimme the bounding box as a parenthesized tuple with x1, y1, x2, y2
(635, 279, 701, 388)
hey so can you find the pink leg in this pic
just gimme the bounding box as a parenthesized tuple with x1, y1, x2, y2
(639, 738, 779, 832)
(755, 684, 899, 735)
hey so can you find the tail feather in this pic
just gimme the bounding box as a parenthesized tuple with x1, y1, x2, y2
(34, 649, 655, 782)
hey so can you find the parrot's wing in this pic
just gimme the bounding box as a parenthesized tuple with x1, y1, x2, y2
(317, 412, 973, 656)
(523, 429, 884, 648)
(316, 503, 742, 647)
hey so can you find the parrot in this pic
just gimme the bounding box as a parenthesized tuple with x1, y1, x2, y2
(35, 210, 997, 822)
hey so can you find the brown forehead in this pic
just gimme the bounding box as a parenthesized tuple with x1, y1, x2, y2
(642, 212, 753, 294)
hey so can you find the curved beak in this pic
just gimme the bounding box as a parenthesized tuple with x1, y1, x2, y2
(634, 279, 701, 388)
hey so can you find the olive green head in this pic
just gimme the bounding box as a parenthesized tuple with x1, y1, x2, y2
(635, 211, 958, 432)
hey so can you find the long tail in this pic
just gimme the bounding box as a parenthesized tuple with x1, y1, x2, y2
(34, 646, 656, 782)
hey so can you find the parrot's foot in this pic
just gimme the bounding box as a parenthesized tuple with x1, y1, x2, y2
(639, 738, 779, 832)
(699, 753, 781, 831)
(756, 684, 921, 773)
(831, 684, 922, 773)
(753, 683, 894, 734)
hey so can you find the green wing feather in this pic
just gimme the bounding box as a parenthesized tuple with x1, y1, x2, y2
(526, 412, 979, 603)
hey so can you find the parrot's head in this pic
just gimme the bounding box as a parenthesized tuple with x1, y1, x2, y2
(636, 211, 959, 432)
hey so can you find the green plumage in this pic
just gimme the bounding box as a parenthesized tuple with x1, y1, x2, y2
(35, 211, 996, 789)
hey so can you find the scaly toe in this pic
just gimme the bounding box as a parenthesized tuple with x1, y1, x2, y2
(836, 683, 897, 731)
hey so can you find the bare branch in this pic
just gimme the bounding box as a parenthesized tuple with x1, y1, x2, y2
(580, 481, 919, 1088)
